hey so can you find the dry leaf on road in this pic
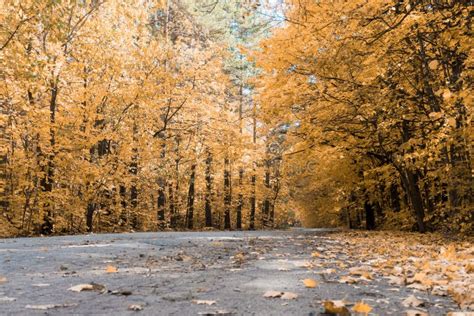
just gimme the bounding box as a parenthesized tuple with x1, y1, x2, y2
(352, 301, 372, 314)
(25, 304, 77, 310)
(128, 304, 143, 311)
(303, 278, 317, 288)
(192, 300, 217, 306)
(68, 283, 107, 293)
(263, 290, 283, 298)
(323, 300, 350, 315)
(0, 297, 16, 302)
(402, 295, 424, 308)
(405, 310, 428, 316)
(281, 292, 298, 300)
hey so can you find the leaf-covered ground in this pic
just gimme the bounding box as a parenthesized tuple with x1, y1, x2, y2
(0, 229, 472, 315)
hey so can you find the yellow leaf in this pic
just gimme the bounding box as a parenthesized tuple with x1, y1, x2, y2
(106, 265, 118, 273)
(323, 300, 350, 315)
(352, 301, 372, 315)
(303, 278, 317, 288)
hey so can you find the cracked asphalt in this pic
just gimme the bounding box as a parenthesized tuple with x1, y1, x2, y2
(0, 229, 460, 315)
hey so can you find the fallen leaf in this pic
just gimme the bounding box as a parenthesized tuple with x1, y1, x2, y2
(281, 292, 298, 300)
(303, 278, 317, 288)
(128, 304, 143, 311)
(263, 290, 283, 298)
(405, 310, 428, 316)
(69, 284, 93, 292)
(407, 283, 430, 291)
(25, 304, 76, 310)
(0, 276, 7, 284)
(32, 283, 50, 287)
(110, 290, 132, 296)
(339, 276, 358, 284)
(323, 300, 350, 316)
(0, 297, 16, 302)
(68, 283, 107, 293)
(352, 301, 372, 315)
(431, 286, 448, 296)
(198, 310, 233, 316)
(402, 295, 424, 308)
(349, 267, 373, 279)
(311, 252, 321, 258)
(106, 265, 118, 273)
(192, 300, 217, 306)
(386, 275, 405, 285)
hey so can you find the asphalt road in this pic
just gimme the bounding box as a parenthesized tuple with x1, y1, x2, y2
(0, 229, 459, 315)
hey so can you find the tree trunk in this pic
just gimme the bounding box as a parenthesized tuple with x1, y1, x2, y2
(390, 183, 401, 212)
(402, 170, 426, 233)
(262, 160, 271, 227)
(364, 200, 375, 230)
(168, 184, 176, 229)
(186, 164, 196, 230)
(236, 169, 243, 230)
(40, 80, 58, 235)
(86, 203, 95, 232)
(224, 158, 231, 229)
(157, 183, 166, 228)
(249, 173, 256, 230)
(205, 152, 213, 227)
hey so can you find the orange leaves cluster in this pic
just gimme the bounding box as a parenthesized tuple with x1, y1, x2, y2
(325, 231, 474, 310)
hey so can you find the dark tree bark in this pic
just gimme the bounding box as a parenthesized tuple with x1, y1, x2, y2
(390, 183, 401, 212)
(186, 164, 196, 230)
(262, 160, 271, 227)
(236, 169, 243, 230)
(249, 173, 256, 230)
(168, 184, 176, 229)
(224, 158, 231, 230)
(403, 170, 426, 233)
(86, 202, 96, 232)
(205, 152, 213, 227)
(119, 185, 128, 225)
(157, 183, 166, 228)
(364, 200, 375, 230)
(40, 80, 58, 235)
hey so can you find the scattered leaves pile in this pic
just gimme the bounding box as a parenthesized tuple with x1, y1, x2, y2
(315, 231, 473, 311)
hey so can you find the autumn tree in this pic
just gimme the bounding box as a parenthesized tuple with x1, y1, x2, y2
(255, 0, 473, 234)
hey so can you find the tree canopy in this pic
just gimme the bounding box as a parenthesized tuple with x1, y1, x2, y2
(1, 0, 472, 237)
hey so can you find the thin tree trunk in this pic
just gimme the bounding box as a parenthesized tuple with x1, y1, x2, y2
(40, 79, 58, 235)
(249, 174, 256, 230)
(236, 169, 243, 230)
(224, 158, 231, 229)
(205, 151, 213, 227)
(364, 200, 375, 230)
(186, 164, 196, 230)
(262, 159, 271, 227)
(168, 184, 176, 228)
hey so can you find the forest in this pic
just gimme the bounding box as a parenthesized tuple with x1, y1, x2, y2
(0, 0, 473, 237)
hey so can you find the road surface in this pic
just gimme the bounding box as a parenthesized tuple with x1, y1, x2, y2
(0, 229, 459, 315)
